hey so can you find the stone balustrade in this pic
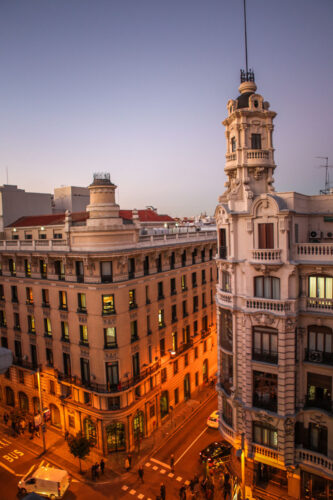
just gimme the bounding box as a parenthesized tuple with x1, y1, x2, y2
(296, 449, 333, 477)
(295, 243, 333, 262)
(251, 249, 282, 263)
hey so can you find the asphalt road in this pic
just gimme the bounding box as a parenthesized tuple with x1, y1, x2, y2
(0, 393, 220, 500)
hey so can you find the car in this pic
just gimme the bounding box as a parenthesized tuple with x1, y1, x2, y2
(199, 440, 232, 465)
(207, 410, 219, 429)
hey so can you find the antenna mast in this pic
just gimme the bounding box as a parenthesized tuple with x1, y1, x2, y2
(240, 0, 254, 83)
(315, 156, 333, 195)
(243, 0, 248, 75)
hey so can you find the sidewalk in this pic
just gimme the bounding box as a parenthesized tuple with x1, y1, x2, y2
(0, 384, 216, 484)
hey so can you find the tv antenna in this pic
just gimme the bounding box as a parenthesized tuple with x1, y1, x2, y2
(240, 0, 255, 83)
(315, 156, 333, 194)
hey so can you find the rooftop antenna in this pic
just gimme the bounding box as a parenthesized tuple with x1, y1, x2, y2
(315, 156, 333, 194)
(240, 0, 255, 83)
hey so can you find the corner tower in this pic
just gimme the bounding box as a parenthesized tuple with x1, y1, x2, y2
(221, 71, 277, 211)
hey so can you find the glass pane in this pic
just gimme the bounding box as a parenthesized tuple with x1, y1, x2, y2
(272, 278, 280, 299)
(264, 277, 271, 298)
(272, 430, 278, 448)
(325, 334, 332, 353)
(254, 332, 261, 350)
(326, 277, 333, 298)
(262, 334, 269, 352)
(309, 331, 316, 350)
(271, 334, 277, 353)
(317, 333, 324, 351)
(262, 428, 268, 446)
(255, 277, 263, 297)
(254, 425, 261, 443)
(309, 277, 316, 297)
(317, 277, 325, 298)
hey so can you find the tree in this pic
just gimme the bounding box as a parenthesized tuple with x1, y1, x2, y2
(68, 432, 91, 473)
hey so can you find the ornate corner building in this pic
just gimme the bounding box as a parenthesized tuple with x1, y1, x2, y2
(0, 173, 217, 454)
(216, 74, 333, 499)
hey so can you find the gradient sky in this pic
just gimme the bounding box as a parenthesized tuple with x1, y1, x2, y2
(1, 0, 332, 216)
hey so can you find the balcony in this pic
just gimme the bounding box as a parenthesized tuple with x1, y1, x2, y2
(295, 243, 333, 263)
(252, 349, 278, 364)
(305, 348, 333, 366)
(169, 340, 193, 358)
(296, 449, 333, 477)
(12, 356, 38, 371)
(219, 377, 233, 396)
(253, 396, 277, 413)
(201, 328, 211, 339)
(246, 297, 292, 314)
(218, 247, 227, 260)
(246, 149, 270, 162)
(252, 444, 279, 462)
(304, 396, 333, 414)
(306, 297, 333, 312)
(251, 249, 282, 263)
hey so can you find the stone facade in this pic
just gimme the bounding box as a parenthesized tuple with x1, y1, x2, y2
(216, 77, 333, 499)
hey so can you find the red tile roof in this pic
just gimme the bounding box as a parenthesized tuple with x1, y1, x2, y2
(8, 209, 174, 228)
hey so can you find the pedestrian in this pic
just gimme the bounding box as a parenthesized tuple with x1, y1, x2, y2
(91, 464, 95, 481)
(100, 458, 105, 475)
(223, 480, 231, 500)
(20, 419, 26, 434)
(160, 482, 166, 500)
(125, 457, 130, 472)
(35, 423, 40, 437)
(179, 485, 186, 500)
(94, 462, 99, 479)
(128, 454, 132, 469)
(170, 454, 175, 472)
(3, 412, 8, 425)
(138, 466, 144, 483)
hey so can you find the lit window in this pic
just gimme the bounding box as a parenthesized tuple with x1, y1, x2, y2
(102, 295, 115, 314)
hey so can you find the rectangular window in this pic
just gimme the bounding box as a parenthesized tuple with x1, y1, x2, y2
(129, 289, 137, 309)
(24, 259, 31, 277)
(14, 312, 20, 330)
(158, 309, 165, 328)
(195, 371, 199, 386)
(253, 421, 278, 449)
(160, 337, 165, 357)
(54, 260, 65, 280)
(309, 276, 333, 299)
(295, 223, 299, 243)
(193, 320, 198, 336)
(156, 254, 162, 273)
(193, 295, 199, 313)
(145, 285, 150, 304)
(172, 331, 178, 352)
(75, 261, 84, 282)
(253, 327, 278, 363)
(192, 249, 197, 265)
(194, 346, 198, 359)
(0, 284, 4, 300)
(78, 293, 87, 312)
(182, 300, 187, 318)
(18, 369, 24, 385)
(44, 317, 52, 336)
(251, 133, 262, 149)
(128, 257, 135, 279)
(202, 315, 208, 332)
(183, 325, 190, 344)
(61, 321, 69, 341)
(102, 294, 115, 314)
(11, 286, 18, 303)
(170, 278, 176, 295)
(192, 272, 197, 288)
(170, 252, 175, 270)
(174, 388, 179, 405)
(0, 310, 6, 327)
(219, 228, 227, 259)
(108, 396, 120, 410)
(158, 281, 164, 300)
(181, 251, 186, 267)
(104, 327, 117, 348)
(209, 249, 213, 261)
(231, 136, 236, 152)
(171, 304, 177, 323)
(222, 396, 233, 428)
(201, 269, 206, 284)
(258, 223, 274, 249)
(161, 368, 167, 383)
(130, 320, 138, 342)
(148, 345, 152, 364)
(253, 371, 278, 412)
(26, 287, 33, 304)
(63, 353, 71, 376)
(46, 348, 53, 367)
(28, 315, 35, 333)
(202, 292, 206, 308)
(59, 291, 68, 310)
(14, 340, 22, 359)
(132, 352, 140, 378)
(9, 259, 16, 276)
(30, 344, 37, 369)
(201, 249, 205, 263)
(42, 289, 49, 306)
(184, 353, 189, 367)
(40, 260, 47, 278)
(254, 276, 280, 299)
(106, 362, 119, 389)
(221, 271, 231, 292)
(100, 261, 112, 283)
(80, 358, 90, 385)
(147, 315, 151, 335)
(173, 359, 178, 375)
(79, 324, 88, 345)
(181, 275, 187, 291)
(143, 256, 149, 276)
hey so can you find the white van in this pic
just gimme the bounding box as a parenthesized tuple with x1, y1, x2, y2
(18, 465, 71, 499)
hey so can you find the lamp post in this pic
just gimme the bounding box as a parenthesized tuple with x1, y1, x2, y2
(241, 433, 245, 500)
(37, 368, 46, 454)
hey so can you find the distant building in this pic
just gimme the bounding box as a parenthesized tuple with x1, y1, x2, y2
(53, 186, 90, 213)
(0, 185, 52, 232)
(0, 173, 217, 454)
(216, 73, 333, 499)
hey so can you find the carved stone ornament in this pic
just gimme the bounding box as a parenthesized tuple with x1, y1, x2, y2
(251, 313, 275, 326)
(297, 327, 306, 339)
(256, 411, 274, 424)
(284, 417, 295, 436)
(310, 414, 327, 427)
(285, 318, 297, 332)
(117, 256, 127, 273)
(103, 317, 116, 327)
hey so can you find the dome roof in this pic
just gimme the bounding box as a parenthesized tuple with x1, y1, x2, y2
(236, 91, 254, 109)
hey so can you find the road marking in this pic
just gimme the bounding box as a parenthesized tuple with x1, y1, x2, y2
(0, 461, 16, 475)
(122, 485, 129, 491)
(185, 480, 190, 486)
(152, 465, 158, 471)
(138, 495, 144, 499)
(168, 472, 174, 478)
(174, 427, 207, 465)
(160, 469, 166, 474)
(129, 489, 136, 495)
(150, 457, 170, 469)
(145, 462, 151, 467)
(176, 476, 182, 482)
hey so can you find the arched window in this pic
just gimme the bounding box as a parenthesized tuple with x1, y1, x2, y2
(106, 421, 126, 452)
(18, 392, 29, 412)
(84, 418, 97, 445)
(160, 391, 169, 418)
(50, 404, 61, 428)
(254, 276, 280, 299)
(5, 387, 15, 407)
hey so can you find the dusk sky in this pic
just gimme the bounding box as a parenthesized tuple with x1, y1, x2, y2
(1, 0, 332, 216)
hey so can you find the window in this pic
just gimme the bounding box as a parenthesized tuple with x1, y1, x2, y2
(42, 289, 49, 307)
(44, 318, 52, 336)
(9, 259, 16, 276)
(128, 257, 135, 279)
(39, 232, 46, 240)
(18, 369, 24, 385)
(309, 423, 328, 455)
(108, 397, 120, 411)
(147, 315, 151, 335)
(231, 136, 236, 152)
(253, 371, 277, 412)
(173, 360, 178, 375)
(148, 345, 152, 363)
(158, 309, 165, 328)
(0, 310, 6, 327)
(254, 276, 280, 299)
(192, 272, 197, 288)
(53, 233, 62, 239)
(202, 315, 208, 332)
(181, 275, 187, 291)
(307, 325, 333, 364)
(24, 259, 31, 277)
(102, 295, 115, 314)
(222, 396, 233, 428)
(161, 368, 167, 383)
(193, 296, 199, 313)
(209, 249, 213, 261)
(26, 287, 33, 304)
(130, 320, 138, 342)
(253, 421, 277, 449)
(75, 261, 84, 282)
(83, 392, 91, 405)
(258, 223, 274, 249)
(63, 353, 71, 376)
(14, 313, 20, 330)
(220, 352, 233, 395)
(158, 282, 164, 300)
(28, 315, 35, 333)
(78, 293, 86, 312)
(253, 327, 278, 363)
(181, 251, 186, 267)
(46, 348, 53, 367)
(184, 353, 189, 367)
(0, 285, 4, 300)
(160, 338, 165, 357)
(210, 267, 213, 281)
(251, 133, 261, 149)
(309, 276, 333, 299)
(156, 254, 162, 273)
(172, 331, 178, 352)
(40, 260, 47, 278)
(193, 320, 198, 336)
(30, 344, 37, 369)
(54, 260, 65, 280)
(129, 289, 137, 309)
(219, 229, 227, 259)
(1, 337, 8, 348)
(80, 358, 90, 385)
(182, 300, 187, 318)
(61, 321, 69, 342)
(106, 362, 119, 389)
(202, 293, 206, 308)
(11, 286, 18, 303)
(149, 403, 155, 417)
(194, 347, 198, 359)
(14, 340, 22, 359)
(145, 285, 150, 304)
(132, 352, 140, 378)
(174, 388, 179, 405)
(79, 324, 88, 345)
(59, 291, 68, 310)
(170, 252, 175, 270)
(221, 271, 231, 292)
(143, 256, 149, 276)
(201, 269, 206, 285)
(170, 278, 176, 295)
(100, 261, 112, 283)
(183, 325, 190, 344)
(201, 249, 205, 263)
(104, 327, 117, 348)
(203, 340, 207, 353)
(171, 304, 177, 323)
(295, 223, 299, 243)
(192, 249, 197, 265)
(307, 372, 332, 411)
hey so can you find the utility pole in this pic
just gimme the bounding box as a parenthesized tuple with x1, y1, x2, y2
(37, 368, 46, 454)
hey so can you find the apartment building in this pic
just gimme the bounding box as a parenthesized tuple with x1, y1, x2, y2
(215, 72, 333, 499)
(0, 173, 217, 454)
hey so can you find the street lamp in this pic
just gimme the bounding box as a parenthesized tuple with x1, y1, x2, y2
(37, 368, 46, 454)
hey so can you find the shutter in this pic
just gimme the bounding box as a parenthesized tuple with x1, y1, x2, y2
(258, 224, 266, 248)
(266, 223, 274, 249)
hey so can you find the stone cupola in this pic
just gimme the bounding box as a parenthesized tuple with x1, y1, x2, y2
(86, 173, 123, 227)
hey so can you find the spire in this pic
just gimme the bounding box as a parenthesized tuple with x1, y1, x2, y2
(240, 0, 255, 85)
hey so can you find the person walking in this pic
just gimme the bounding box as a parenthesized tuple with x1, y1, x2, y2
(125, 457, 130, 472)
(3, 412, 8, 425)
(100, 458, 105, 475)
(138, 466, 144, 483)
(91, 464, 95, 481)
(170, 454, 175, 472)
(94, 462, 99, 479)
(179, 485, 186, 500)
(160, 482, 166, 500)
(128, 454, 132, 469)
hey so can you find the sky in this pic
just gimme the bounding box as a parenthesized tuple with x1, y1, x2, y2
(1, 0, 333, 217)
